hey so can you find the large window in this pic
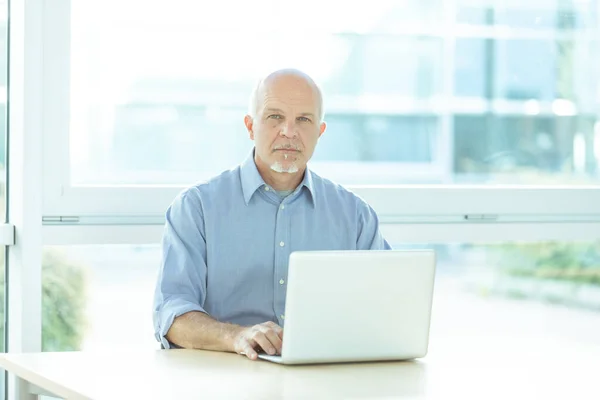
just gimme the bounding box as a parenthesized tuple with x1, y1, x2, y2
(41, 242, 600, 351)
(63, 0, 600, 187)
(32, 0, 597, 219)
(11, 0, 597, 370)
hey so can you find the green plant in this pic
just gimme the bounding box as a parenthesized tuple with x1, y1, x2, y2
(41, 248, 89, 351)
(480, 241, 600, 285)
(0, 248, 89, 352)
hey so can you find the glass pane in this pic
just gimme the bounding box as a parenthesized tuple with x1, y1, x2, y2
(399, 241, 600, 345)
(456, 37, 599, 106)
(313, 115, 437, 163)
(456, 0, 599, 31)
(70, 0, 600, 186)
(42, 241, 600, 352)
(359, 37, 442, 98)
(455, 38, 487, 98)
(41, 245, 159, 351)
(454, 115, 599, 183)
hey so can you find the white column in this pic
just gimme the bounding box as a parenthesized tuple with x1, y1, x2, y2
(439, 0, 457, 184)
(7, 0, 44, 398)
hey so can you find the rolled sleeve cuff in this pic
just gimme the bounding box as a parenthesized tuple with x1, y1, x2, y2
(156, 300, 207, 349)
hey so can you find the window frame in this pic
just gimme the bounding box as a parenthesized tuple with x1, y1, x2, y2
(40, 0, 600, 230)
(40, 222, 600, 246)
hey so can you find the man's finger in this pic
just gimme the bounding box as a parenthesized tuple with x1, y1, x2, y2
(274, 326, 284, 340)
(253, 332, 276, 355)
(243, 342, 258, 360)
(262, 322, 284, 340)
(264, 329, 283, 354)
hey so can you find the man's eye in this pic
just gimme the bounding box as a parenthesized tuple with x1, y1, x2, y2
(298, 117, 311, 122)
(268, 114, 283, 119)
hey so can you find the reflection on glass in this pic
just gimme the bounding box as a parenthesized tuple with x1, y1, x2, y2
(40, 249, 88, 352)
(454, 115, 599, 183)
(360, 37, 442, 98)
(41, 242, 600, 352)
(313, 115, 436, 163)
(42, 245, 158, 352)
(399, 241, 600, 345)
(456, 1, 597, 31)
(495, 39, 557, 100)
(454, 38, 486, 97)
(70, 1, 600, 185)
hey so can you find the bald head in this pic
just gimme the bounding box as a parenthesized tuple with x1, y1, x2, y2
(248, 69, 324, 122)
(243, 67, 327, 182)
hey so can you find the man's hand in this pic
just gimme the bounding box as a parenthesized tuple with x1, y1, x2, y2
(232, 321, 283, 360)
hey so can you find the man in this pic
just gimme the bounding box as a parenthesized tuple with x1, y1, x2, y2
(153, 68, 391, 360)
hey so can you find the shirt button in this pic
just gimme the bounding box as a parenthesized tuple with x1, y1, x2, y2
(279, 241, 285, 247)
(264, 186, 270, 191)
(280, 204, 285, 210)
(279, 279, 285, 285)
(281, 315, 285, 320)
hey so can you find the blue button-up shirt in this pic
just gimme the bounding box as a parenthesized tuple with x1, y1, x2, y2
(153, 149, 391, 348)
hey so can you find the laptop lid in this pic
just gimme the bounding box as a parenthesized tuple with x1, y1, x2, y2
(280, 250, 436, 364)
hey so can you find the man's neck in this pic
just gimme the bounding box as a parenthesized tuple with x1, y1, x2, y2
(255, 156, 304, 191)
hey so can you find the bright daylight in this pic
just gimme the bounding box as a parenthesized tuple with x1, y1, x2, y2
(0, 0, 599, 399)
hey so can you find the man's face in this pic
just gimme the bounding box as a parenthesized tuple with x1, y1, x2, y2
(245, 75, 326, 174)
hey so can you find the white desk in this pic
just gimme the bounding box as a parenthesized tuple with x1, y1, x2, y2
(0, 335, 598, 399)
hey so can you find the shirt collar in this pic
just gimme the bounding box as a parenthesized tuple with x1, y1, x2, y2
(240, 148, 316, 207)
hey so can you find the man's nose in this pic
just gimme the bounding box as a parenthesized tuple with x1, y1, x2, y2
(280, 121, 297, 137)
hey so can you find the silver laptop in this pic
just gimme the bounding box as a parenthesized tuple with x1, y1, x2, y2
(258, 250, 436, 364)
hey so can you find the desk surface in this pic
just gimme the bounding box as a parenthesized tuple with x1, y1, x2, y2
(0, 335, 599, 400)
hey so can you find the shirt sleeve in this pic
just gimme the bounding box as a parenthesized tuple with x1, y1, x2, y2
(356, 200, 393, 250)
(153, 188, 209, 349)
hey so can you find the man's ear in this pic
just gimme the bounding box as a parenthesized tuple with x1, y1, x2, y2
(244, 115, 255, 140)
(318, 121, 327, 138)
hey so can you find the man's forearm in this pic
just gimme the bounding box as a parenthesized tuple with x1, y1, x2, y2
(165, 311, 243, 351)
